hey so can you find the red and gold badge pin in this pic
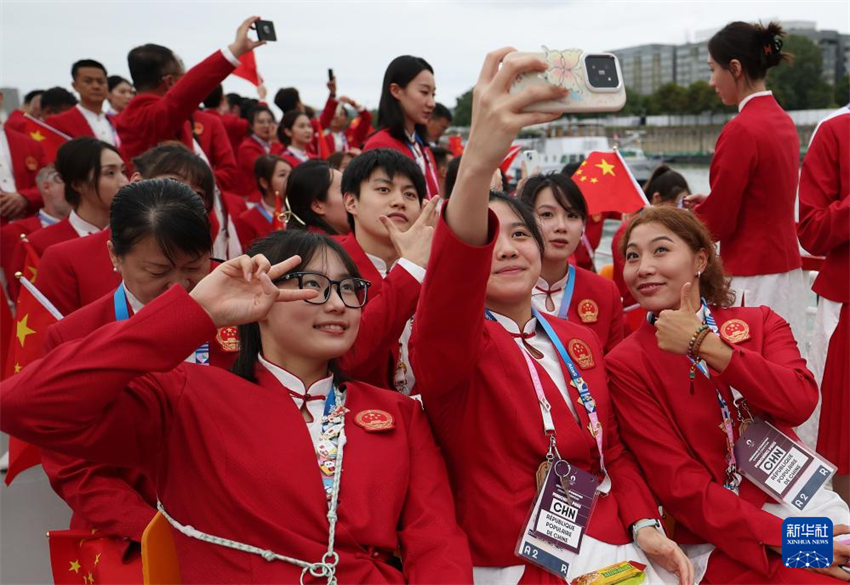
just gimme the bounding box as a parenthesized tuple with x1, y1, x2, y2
(215, 326, 240, 352)
(193, 121, 204, 136)
(720, 319, 750, 344)
(577, 299, 599, 323)
(354, 409, 395, 432)
(25, 155, 38, 171)
(567, 338, 595, 369)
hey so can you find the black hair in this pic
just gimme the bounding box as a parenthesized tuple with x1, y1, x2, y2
(127, 43, 178, 91)
(277, 110, 309, 146)
(247, 104, 276, 129)
(110, 178, 211, 265)
(518, 172, 588, 222)
(285, 160, 338, 233)
(40, 87, 78, 113)
(232, 230, 361, 383)
(54, 137, 120, 208)
(254, 154, 289, 198)
(24, 90, 44, 104)
(71, 59, 107, 80)
(226, 92, 244, 112)
(708, 21, 791, 81)
(202, 85, 224, 110)
(431, 146, 452, 169)
(274, 87, 301, 114)
(490, 191, 545, 255)
(326, 151, 353, 171)
(107, 75, 131, 92)
(132, 143, 215, 211)
(560, 162, 581, 176)
(432, 102, 452, 122)
(643, 164, 690, 204)
(377, 55, 434, 143)
(444, 155, 461, 199)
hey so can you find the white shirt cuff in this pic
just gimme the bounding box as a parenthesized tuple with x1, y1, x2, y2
(220, 46, 242, 68)
(397, 258, 426, 283)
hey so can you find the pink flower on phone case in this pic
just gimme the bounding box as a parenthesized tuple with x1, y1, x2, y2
(542, 47, 584, 95)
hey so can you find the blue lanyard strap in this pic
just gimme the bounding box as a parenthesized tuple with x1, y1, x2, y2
(113, 286, 131, 322)
(255, 204, 273, 223)
(556, 265, 576, 321)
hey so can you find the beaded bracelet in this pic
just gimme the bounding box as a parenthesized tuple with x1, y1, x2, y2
(687, 324, 709, 358)
(690, 327, 711, 360)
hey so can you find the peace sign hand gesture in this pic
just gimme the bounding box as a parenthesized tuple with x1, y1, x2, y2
(189, 254, 318, 328)
(654, 282, 703, 355)
(380, 196, 441, 269)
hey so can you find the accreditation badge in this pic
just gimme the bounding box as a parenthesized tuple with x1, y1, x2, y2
(516, 459, 600, 579)
(734, 419, 835, 511)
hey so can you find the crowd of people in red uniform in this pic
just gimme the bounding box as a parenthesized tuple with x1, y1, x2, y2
(1, 15, 848, 585)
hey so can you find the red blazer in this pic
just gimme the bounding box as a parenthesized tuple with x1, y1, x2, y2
(696, 94, 801, 276)
(1, 214, 42, 285)
(235, 136, 283, 200)
(4, 125, 46, 214)
(605, 306, 817, 580)
(193, 110, 239, 193)
(7, 218, 78, 300)
(5, 109, 27, 133)
(322, 99, 374, 154)
(116, 51, 235, 165)
(363, 129, 439, 199)
(798, 107, 850, 304)
(36, 229, 118, 317)
(45, 106, 115, 141)
(280, 148, 316, 169)
(410, 211, 658, 576)
(2, 286, 473, 584)
(200, 109, 249, 152)
(335, 234, 421, 389)
(234, 204, 276, 251)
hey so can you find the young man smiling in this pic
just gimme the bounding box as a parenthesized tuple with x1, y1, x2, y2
(336, 148, 438, 393)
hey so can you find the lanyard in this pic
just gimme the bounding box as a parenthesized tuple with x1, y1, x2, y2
(255, 203, 273, 224)
(484, 308, 607, 477)
(556, 265, 576, 320)
(405, 135, 439, 198)
(37, 210, 59, 227)
(687, 299, 742, 493)
(113, 286, 209, 366)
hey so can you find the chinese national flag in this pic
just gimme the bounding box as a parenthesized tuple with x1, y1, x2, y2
(48, 529, 142, 584)
(499, 144, 523, 175)
(448, 135, 464, 156)
(572, 150, 649, 215)
(22, 114, 70, 163)
(232, 51, 263, 86)
(3, 275, 63, 485)
(0, 286, 12, 375)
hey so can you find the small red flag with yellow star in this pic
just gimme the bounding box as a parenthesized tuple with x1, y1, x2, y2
(572, 150, 649, 215)
(48, 529, 142, 584)
(3, 274, 63, 485)
(22, 114, 70, 164)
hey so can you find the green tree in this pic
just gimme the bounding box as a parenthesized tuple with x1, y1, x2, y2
(452, 87, 473, 127)
(835, 75, 849, 106)
(648, 83, 689, 114)
(620, 87, 647, 116)
(767, 35, 833, 110)
(685, 81, 718, 114)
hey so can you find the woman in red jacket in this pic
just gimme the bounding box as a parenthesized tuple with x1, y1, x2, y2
(283, 159, 347, 235)
(234, 154, 291, 250)
(410, 48, 692, 585)
(2, 228, 473, 584)
(606, 206, 850, 584)
(519, 172, 624, 353)
(685, 21, 805, 344)
(363, 56, 440, 199)
(236, 105, 283, 200)
(278, 110, 317, 168)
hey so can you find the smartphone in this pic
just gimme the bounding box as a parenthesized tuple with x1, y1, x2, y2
(253, 19, 277, 42)
(328, 68, 334, 82)
(508, 49, 626, 114)
(522, 150, 542, 173)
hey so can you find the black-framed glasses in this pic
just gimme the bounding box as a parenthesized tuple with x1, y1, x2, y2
(274, 272, 371, 308)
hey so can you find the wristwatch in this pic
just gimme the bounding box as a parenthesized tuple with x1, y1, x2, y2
(631, 518, 664, 541)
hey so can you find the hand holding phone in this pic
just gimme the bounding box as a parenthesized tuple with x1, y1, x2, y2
(508, 47, 626, 114)
(253, 19, 277, 42)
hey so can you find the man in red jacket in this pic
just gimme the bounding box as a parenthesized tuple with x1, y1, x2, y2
(46, 59, 118, 146)
(0, 92, 47, 223)
(116, 16, 267, 168)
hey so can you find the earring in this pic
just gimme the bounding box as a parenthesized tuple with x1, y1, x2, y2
(113, 266, 119, 273)
(696, 270, 702, 278)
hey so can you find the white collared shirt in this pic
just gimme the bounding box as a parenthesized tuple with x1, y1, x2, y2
(531, 272, 571, 316)
(364, 253, 426, 283)
(285, 145, 309, 162)
(488, 310, 579, 421)
(67, 210, 103, 237)
(738, 90, 773, 112)
(258, 354, 333, 445)
(37, 210, 62, 228)
(404, 130, 427, 178)
(0, 125, 17, 193)
(76, 104, 116, 145)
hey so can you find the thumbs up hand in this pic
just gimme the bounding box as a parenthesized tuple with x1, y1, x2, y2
(654, 282, 703, 354)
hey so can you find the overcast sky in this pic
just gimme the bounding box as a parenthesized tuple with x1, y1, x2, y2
(2, 0, 848, 112)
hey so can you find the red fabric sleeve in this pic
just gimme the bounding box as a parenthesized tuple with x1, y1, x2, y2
(347, 109, 373, 148)
(695, 122, 756, 242)
(398, 400, 474, 583)
(319, 96, 337, 130)
(606, 354, 781, 575)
